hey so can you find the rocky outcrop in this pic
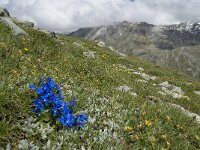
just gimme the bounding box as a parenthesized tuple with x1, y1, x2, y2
(0, 17, 28, 36)
(0, 6, 29, 36)
(0, 6, 10, 17)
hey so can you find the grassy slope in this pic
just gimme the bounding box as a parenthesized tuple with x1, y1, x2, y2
(0, 22, 200, 149)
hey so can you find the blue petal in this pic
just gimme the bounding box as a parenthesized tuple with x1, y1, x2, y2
(69, 99, 78, 108)
(29, 84, 36, 90)
(36, 88, 43, 95)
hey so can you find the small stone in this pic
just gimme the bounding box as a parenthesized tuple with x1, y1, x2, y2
(133, 71, 141, 75)
(83, 51, 96, 59)
(159, 81, 184, 98)
(129, 92, 137, 97)
(138, 67, 144, 71)
(194, 91, 200, 96)
(172, 86, 183, 94)
(50, 32, 57, 38)
(141, 73, 157, 81)
(159, 81, 170, 87)
(117, 85, 131, 92)
(118, 53, 126, 57)
(108, 46, 115, 51)
(96, 41, 105, 47)
(136, 79, 148, 83)
(116, 85, 130, 92)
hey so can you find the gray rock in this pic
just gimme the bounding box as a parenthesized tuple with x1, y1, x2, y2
(169, 103, 200, 124)
(136, 79, 148, 83)
(0, 6, 10, 17)
(96, 40, 105, 47)
(116, 85, 137, 97)
(83, 51, 96, 59)
(133, 71, 141, 75)
(194, 91, 200, 96)
(50, 32, 57, 38)
(116, 85, 130, 92)
(138, 67, 144, 71)
(118, 53, 126, 57)
(108, 46, 115, 51)
(159, 81, 184, 98)
(0, 17, 28, 36)
(141, 73, 157, 81)
(129, 92, 137, 97)
(159, 81, 170, 87)
(12, 18, 34, 28)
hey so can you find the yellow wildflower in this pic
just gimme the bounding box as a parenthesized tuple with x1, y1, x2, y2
(149, 136, 156, 145)
(183, 96, 190, 100)
(166, 115, 171, 122)
(142, 111, 147, 116)
(31, 71, 36, 76)
(24, 48, 28, 52)
(132, 135, 139, 141)
(137, 124, 142, 129)
(145, 120, 152, 127)
(124, 126, 133, 132)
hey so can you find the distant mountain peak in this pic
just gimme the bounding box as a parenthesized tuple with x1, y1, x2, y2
(69, 20, 200, 80)
(165, 21, 200, 34)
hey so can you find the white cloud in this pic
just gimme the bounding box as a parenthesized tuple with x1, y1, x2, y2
(1, 0, 200, 32)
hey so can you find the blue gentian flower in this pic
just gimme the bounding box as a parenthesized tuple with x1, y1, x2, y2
(36, 87, 43, 95)
(69, 99, 78, 108)
(32, 100, 44, 115)
(51, 107, 59, 117)
(29, 77, 88, 128)
(58, 113, 75, 127)
(28, 84, 36, 90)
(75, 114, 89, 128)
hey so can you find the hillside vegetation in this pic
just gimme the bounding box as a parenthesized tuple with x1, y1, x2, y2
(0, 21, 200, 149)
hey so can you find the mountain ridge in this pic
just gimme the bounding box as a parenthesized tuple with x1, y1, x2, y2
(69, 21, 200, 80)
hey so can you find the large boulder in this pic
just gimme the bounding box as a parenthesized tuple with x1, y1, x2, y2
(0, 17, 28, 36)
(12, 18, 34, 28)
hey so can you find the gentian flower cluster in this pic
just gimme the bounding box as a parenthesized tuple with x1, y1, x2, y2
(29, 77, 88, 128)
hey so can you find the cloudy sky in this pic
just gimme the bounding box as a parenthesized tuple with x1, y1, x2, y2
(1, 0, 200, 32)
